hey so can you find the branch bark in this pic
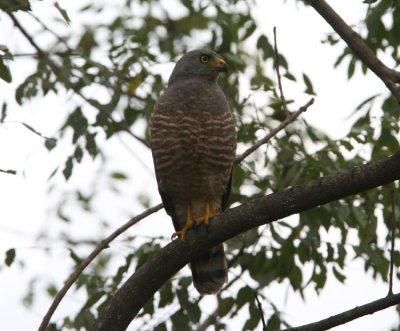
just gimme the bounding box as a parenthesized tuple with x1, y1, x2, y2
(306, 0, 400, 102)
(94, 151, 400, 331)
(283, 293, 400, 331)
(38, 204, 163, 331)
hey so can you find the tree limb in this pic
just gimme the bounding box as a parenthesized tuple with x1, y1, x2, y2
(37, 204, 163, 331)
(283, 292, 400, 331)
(305, 0, 400, 102)
(235, 98, 314, 164)
(94, 151, 400, 331)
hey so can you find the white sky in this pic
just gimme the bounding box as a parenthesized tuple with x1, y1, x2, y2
(0, 1, 397, 330)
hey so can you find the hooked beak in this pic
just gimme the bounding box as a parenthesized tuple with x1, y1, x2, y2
(211, 57, 228, 73)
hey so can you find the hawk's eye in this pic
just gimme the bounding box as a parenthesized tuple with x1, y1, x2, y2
(200, 55, 209, 63)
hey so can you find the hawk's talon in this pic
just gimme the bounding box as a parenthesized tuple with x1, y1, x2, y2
(195, 202, 220, 225)
(171, 205, 194, 240)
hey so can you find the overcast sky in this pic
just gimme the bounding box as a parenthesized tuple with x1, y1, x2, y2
(0, 1, 397, 330)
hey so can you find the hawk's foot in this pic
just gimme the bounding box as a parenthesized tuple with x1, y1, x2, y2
(195, 202, 220, 225)
(171, 205, 194, 240)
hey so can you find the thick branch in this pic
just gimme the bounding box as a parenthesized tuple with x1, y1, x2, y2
(38, 204, 163, 331)
(94, 151, 400, 331)
(306, 0, 400, 102)
(284, 293, 400, 331)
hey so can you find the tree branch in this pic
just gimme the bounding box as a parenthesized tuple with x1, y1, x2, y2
(94, 151, 400, 331)
(37, 204, 163, 331)
(283, 292, 400, 331)
(388, 184, 396, 296)
(0, 168, 17, 175)
(305, 0, 400, 102)
(273, 26, 289, 116)
(235, 98, 314, 164)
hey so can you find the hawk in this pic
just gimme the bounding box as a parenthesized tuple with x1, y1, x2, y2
(150, 49, 237, 294)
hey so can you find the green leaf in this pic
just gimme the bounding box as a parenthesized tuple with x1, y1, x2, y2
(0, 0, 31, 12)
(5, 248, 16, 266)
(74, 146, 83, 163)
(257, 35, 273, 59)
(63, 156, 74, 180)
(54, 1, 71, 24)
(154, 323, 167, 331)
(288, 265, 303, 290)
(218, 297, 235, 317)
(302, 73, 316, 95)
(69, 249, 82, 265)
(159, 281, 174, 308)
(266, 313, 281, 331)
(171, 309, 190, 330)
(332, 266, 346, 283)
(45, 138, 57, 151)
(243, 300, 261, 330)
(46, 284, 58, 298)
(110, 172, 127, 180)
(0, 58, 12, 82)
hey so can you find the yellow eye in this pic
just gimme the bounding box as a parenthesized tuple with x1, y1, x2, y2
(200, 55, 209, 63)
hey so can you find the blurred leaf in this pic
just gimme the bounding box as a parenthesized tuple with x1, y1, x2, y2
(63, 156, 74, 180)
(54, 1, 71, 24)
(5, 248, 16, 266)
(0, 0, 31, 12)
(266, 313, 281, 331)
(302, 73, 316, 95)
(332, 266, 346, 283)
(0, 58, 12, 82)
(110, 172, 128, 180)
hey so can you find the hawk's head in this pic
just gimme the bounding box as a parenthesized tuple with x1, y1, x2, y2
(168, 49, 228, 84)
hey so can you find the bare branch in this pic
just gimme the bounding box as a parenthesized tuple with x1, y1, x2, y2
(306, 0, 400, 102)
(388, 184, 396, 296)
(235, 98, 314, 164)
(273, 26, 289, 115)
(283, 292, 400, 331)
(0, 168, 17, 175)
(254, 291, 267, 330)
(94, 151, 400, 331)
(37, 203, 163, 331)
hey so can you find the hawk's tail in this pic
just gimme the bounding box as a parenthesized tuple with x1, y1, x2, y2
(190, 243, 227, 295)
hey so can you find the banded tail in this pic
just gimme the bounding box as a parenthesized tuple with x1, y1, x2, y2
(190, 243, 227, 295)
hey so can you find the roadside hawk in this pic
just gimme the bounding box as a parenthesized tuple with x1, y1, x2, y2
(150, 49, 237, 295)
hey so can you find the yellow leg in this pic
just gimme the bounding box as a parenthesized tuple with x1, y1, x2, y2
(195, 202, 220, 225)
(171, 205, 194, 240)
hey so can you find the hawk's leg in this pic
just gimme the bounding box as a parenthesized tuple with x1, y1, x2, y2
(171, 205, 194, 240)
(195, 201, 220, 225)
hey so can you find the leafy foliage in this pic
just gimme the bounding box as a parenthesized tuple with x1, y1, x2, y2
(1, 0, 400, 330)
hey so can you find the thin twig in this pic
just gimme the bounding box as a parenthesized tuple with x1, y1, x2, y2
(0, 169, 17, 175)
(388, 184, 396, 296)
(273, 26, 289, 115)
(38, 203, 163, 331)
(7, 13, 44, 55)
(235, 98, 314, 164)
(254, 291, 267, 330)
(283, 292, 400, 331)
